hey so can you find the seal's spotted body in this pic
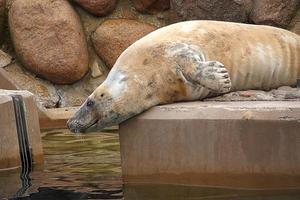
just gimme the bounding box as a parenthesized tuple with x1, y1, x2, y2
(68, 21, 300, 133)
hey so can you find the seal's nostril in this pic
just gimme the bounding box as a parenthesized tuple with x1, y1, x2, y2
(87, 100, 95, 107)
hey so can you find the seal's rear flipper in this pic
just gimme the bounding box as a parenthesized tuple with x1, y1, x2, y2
(195, 61, 231, 93)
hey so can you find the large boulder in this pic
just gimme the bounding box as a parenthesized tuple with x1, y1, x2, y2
(250, 0, 300, 28)
(73, 0, 118, 17)
(131, 0, 170, 14)
(92, 19, 157, 69)
(169, 0, 252, 23)
(8, 0, 89, 84)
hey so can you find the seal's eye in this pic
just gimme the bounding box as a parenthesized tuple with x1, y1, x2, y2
(100, 93, 104, 97)
(86, 100, 95, 107)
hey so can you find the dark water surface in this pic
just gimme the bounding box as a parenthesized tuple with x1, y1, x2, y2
(0, 129, 299, 200)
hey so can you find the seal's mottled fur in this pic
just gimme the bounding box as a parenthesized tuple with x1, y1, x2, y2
(68, 21, 300, 133)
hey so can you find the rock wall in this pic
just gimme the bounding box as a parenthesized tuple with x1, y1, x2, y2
(169, 0, 300, 29)
(169, 0, 252, 23)
(0, 0, 299, 108)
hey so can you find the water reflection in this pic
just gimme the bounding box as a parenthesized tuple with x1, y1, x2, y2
(42, 129, 121, 175)
(0, 129, 122, 199)
(124, 183, 300, 200)
(10, 187, 123, 200)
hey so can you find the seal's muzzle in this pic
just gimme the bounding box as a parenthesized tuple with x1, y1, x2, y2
(67, 98, 99, 133)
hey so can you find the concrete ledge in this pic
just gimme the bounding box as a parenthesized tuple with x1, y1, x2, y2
(119, 101, 300, 188)
(38, 107, 118, 130)
(38, 107, 78, 130)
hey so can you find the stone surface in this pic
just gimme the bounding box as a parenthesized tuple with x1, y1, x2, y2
(205, 87, 300, 101)
(131, 0, 170, 14)
(0, 68, 17, 90)
(92, 19, 157, 69)
(120, 101, 300, 188)
(289, 8, 300, 35)
(8, 0, 89, 84)
(0, 50, 12, 68)
(55, 71, 106, 107)
(0, 90, 44, 170)
(0, 0, 5, 40)
(90, 59, 103, 78)
(250, 0, 300, 28)
(88, 48, 105, 78)
(169, 0, 252, 23)
(3, 62, 60, 108)
(0, 94, 20, 169)
(73, 0, 117, 17)
(2, 62, 105, 108)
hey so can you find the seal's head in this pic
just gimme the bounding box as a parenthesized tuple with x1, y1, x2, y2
(67, 85, 110, 133)
(67, 69, 157, 133)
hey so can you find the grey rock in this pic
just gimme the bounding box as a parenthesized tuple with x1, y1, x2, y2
(0, 50, 12, 68)
(55, 71, 106, 107)
(4, 62, 60, 108)
(4, 62, 106, 108)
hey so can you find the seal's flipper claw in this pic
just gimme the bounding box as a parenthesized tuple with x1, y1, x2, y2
(197, 61, 232, 93)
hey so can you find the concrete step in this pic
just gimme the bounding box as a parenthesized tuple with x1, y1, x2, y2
(38, 106, 118, 130)
(0, 68, 17, 90)
(119, 101, 300, 188)
(0, 90, 44, 170)
(38, 107, 78, 130)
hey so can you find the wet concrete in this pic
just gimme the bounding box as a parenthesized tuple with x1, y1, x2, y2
(124, 183, 300, 200)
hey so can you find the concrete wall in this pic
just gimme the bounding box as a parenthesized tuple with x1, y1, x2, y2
(0, 94, 20, 169)
(120, 101, 300, 188)
(0, 90, 43, 170)
(0, 68, 17, 90)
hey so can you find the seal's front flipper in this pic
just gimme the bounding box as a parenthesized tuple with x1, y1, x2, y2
(196, 61, 231, 93)
(168, 42, 231, 93)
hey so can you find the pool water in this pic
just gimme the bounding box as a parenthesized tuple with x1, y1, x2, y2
(0, 129, 122, 200)
(0, 129, 299, 200)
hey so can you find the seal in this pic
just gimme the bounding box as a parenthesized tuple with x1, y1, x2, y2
(67, 20, 300, 133)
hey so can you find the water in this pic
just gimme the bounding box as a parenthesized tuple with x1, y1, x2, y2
(0, 129, 299, 200)
(0, 129, 122, 199)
